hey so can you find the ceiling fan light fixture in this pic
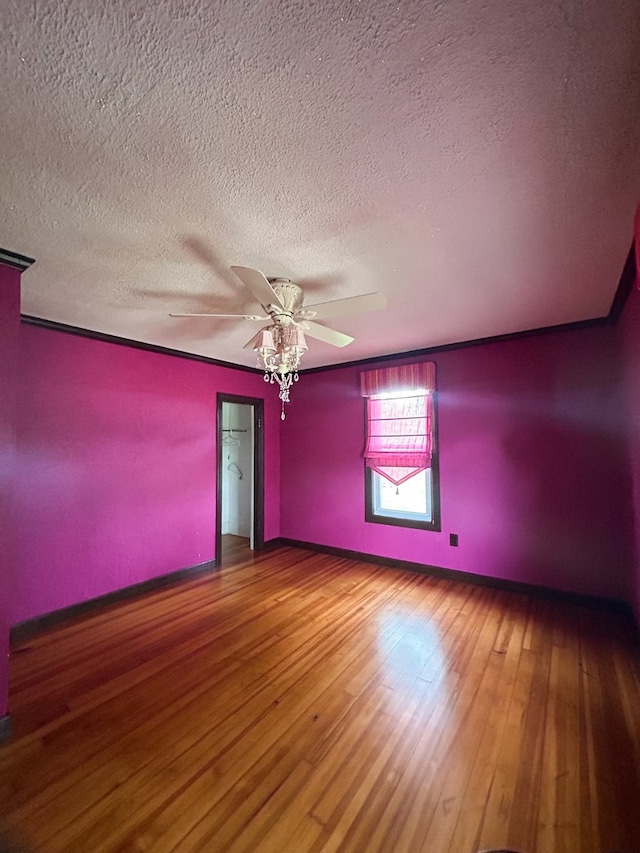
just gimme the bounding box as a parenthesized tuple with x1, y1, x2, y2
(254, 325, 306, 420)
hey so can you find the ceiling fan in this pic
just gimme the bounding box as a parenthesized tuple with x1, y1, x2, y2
(170, 265, 386, 417)
(170, 265, 387, 350)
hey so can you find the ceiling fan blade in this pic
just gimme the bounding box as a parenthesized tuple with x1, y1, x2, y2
(303, 321, 354, 348)
(300, 292, 386, 321)
(231, 266, 284, 309)
(169, 312, 268, 320)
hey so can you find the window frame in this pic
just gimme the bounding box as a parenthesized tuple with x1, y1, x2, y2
(364, 390, 441, 532)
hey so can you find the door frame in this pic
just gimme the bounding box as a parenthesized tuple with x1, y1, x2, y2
(216, 393, 265, 565)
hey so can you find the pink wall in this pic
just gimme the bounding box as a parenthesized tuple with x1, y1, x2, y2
(281, 324, 634, 602)
(0, 264, 21, 717)
(10, 287, 639, 638)
(618, 279, 640, 623)
(12, 325, 280, 625)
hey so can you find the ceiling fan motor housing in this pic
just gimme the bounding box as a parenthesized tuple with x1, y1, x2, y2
(268, 279, 304, 322)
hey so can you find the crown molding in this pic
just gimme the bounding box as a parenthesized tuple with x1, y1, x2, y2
(0, 247, 35, 271)
(302, 242, 637, 375)
(20, 315, 263, 373)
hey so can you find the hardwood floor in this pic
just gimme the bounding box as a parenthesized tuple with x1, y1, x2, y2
(220, 534, 252, 565)
(2, 546, 640, 853)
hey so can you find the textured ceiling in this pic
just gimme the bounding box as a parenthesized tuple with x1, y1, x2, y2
(1, 0, 639, 370)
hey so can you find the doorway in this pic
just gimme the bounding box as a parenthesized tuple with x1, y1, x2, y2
(216, 393, 264, 566)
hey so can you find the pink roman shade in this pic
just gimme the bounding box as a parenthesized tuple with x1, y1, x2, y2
(360, 362, 436, 486)
(360, 362, 436, 398)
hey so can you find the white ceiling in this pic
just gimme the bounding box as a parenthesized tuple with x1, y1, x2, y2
(1, 0, 639, 370)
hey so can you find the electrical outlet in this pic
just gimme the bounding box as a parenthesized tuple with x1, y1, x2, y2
(449, 533, 459, 547)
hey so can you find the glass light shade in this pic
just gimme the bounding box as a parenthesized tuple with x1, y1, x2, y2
(286, 329, 308, 352)
(254, 329, 276, 356)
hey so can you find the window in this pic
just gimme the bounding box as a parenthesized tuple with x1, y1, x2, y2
(372, 467, 434, 523)
(361, 363, 440, 531)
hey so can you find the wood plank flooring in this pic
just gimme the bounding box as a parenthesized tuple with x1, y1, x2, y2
(2, 545, 640, 853)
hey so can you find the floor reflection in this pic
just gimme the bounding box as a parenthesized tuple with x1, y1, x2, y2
(377, 609, 448, 701)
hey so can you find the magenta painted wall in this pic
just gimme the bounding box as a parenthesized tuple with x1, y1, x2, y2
(618, 279, 640, 623)
(12, 325, 280, 625)
(10, 288, 639, 642)
(281, 324, 633, 602)
(0, 264, 21, 716)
